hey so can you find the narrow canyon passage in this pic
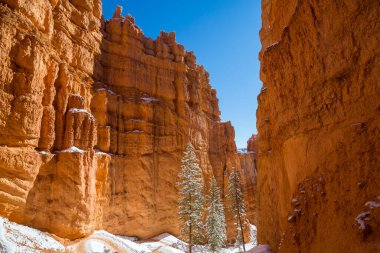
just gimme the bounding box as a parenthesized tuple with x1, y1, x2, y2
(0, 0, 379, 253)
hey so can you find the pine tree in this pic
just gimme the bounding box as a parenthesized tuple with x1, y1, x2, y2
(177, 143, 205, 253)
(206, 177, 227, 253)
(226, 168, 247, 252)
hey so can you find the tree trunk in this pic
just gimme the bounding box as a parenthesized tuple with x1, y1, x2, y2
(189, 223, 192, 253)
(189, 194, 192, 253)
(238, 213, 246, 252)
(234, 175, 246, 252)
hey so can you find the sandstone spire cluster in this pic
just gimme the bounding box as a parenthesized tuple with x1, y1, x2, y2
(0, 0, 256, 241)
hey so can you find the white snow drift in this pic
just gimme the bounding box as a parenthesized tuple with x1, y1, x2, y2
(0, 217, 272, 253)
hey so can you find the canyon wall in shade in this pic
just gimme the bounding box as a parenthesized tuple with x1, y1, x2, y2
(257, 0, 380, 252)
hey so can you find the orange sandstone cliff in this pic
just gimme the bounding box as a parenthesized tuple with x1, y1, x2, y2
(237, 135, 258, 224)
(0, 1, 253, 240)
(247, 134, 258, 155)
(257, 0, 380, 252)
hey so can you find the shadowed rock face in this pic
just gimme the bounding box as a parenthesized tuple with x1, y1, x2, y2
(238, 135, 259, 225)
(238, 152, 257, 224)
(0, 1, 255, 240)
(257, 0, 380, 252)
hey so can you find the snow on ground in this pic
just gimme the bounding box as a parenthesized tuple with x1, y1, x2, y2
(0, 217, 65, 253)
(249, 224, 257, 246)
(116, 235, 139, 242)
(142, 241, 184, 253)
(0, 219, 16, 253)
(0, 218, 270, 253)
(139, 225, 259, 253)
(67, 230, 151, 253)
(245, 245, 272, 253)
(0, 218, 151, 253)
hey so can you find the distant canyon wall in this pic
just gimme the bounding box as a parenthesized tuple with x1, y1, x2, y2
(0, 0, 256, 240)
(238, 135, 258, 224)
(257, 0, 380, 252)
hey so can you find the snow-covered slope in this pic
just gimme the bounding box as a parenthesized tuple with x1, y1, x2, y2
(140, 232, 260, 253)
(0, 217, 65, 252)
(67, 230, 151, 253)
(0, 217, 272, 253)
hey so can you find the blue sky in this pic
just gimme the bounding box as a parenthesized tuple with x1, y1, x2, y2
(102, 0, 262, 148)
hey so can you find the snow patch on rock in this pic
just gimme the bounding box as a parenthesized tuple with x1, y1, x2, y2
(39, 150, 51, 155)
(60, 146, 85, 153)
(365, 200, 380, 209)
(96, 87, 117, 95)
(67, 108, 95, 121)
(95, 149, 111, 156)
(141, 97, 159, 103)
(355, 211, 371, 230)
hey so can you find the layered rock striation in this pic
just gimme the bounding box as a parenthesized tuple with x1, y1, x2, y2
(94, 6, 243, 239)
(0, 0, 104, 239)
(0, 1, 254, 241)
(257, 0, 380, 252)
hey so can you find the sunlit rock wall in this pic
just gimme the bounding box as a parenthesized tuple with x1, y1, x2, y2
(0, 1, 254, 240)
(95, 8, 242, 238)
